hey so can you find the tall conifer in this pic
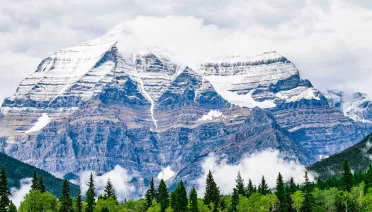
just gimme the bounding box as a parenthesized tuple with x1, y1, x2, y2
(246, 179, 254, 197)
(275, 173, 287, 212)
(59, 178, 73, 212)
(0, 166, 10, 212)
(31, 170, 39, 191)
(204, 171, 220, 211)
(258, 176, 269, 195)
(39, 175, 46, 193)
(230, 188, 239, 212)
(157, 179, 169, 212)
(75, 189, 82, 212)
(189, 187, 199, 212)
(301, 172, 314, 212)
(235, 172, 245, 196)
(85, 173, 95, 212)
(174, 181, 188, 212)
(103, 179, 116, 201)
(341, 160, 353, 192)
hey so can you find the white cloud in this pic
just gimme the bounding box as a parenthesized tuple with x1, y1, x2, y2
(9, 178, 32, 208)
(196, 150, 315, 195)
(80, 165, 136, 202)
(157, 166, 176, 181)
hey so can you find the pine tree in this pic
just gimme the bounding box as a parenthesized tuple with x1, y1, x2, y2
(0, 166, 10, 212)
(157, 179, 169, 212)
(75, 189, 83, 212)
(189, 187, 199, 212)
(204, 171, 220, 211)
(275, 173, 287, 212)
(365, 164, 372, 192)
(85, 173, 95, 212)
(230, 188, 239, 212)
(341, 160, 353, 192)
(258, 176, 270, 195)
(289, 177, 297, 194)
(8, 201, 16, 212)
(31, 170, 39, 191)
(39, 175, 46, 193)
(301, 172, 314, 212)
(174, 181, 188, 212)
(103, 178, 117, 201)
(59, 178, 73, 212)
(170, 189, 177, 209)
(246, 179, 254, 197)
(235, 172, 245, 196)
(100, 207, 109, 212)
(145, 177, 157, 209)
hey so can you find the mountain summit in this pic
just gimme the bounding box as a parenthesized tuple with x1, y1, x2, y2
(0, 30, 368, 191)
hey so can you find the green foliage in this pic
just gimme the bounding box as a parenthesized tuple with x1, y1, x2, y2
(39, 175, 46, 193)
(308, 134, 372, 180)
(31, 170, 39, 191)
(59, 178, 73, 212)
(291, 190, 304, 212)
(237, 193, 277, 212)
(258, 176, 270, 195)
(94, 198, 121, 212)
(0, 166, 10, 212)
(245, 179, 255, 197)
(103, 179, 117, 202)
(203, 171, 220, 211)
(157, 179, 169, 212)
(234, 172, 245, 196)
(19, 190, 58, 212)
(8, 201, 16, 212)
(275, 173, 287, 212)
(189, 187, 198, 212)
(85, 173, 96, 212)
(230, 189, 239, 212)
(301, 172, 315, 212)
(75, 189, 83, 212)
(341, 160, 353, 192)
(172, 181, 187, 212)
(0, 152, 78, 197)
(145, 178, 157, 209)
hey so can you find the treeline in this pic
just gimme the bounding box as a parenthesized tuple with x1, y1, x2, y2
(2, 160, 372, 211)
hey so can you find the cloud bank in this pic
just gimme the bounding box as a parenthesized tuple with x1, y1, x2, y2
(196, 150, 315, 195)
(9, 178, 32, 208)
(80, 165, 136, 202)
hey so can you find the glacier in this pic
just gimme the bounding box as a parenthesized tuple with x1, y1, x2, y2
(0, 29, 369, 193)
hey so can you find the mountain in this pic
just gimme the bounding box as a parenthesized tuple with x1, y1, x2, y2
(308, 134, 372, 180)
(0, 29, 368, 192)
(0, 152, 79, 197)
(323, 89, 372, 130)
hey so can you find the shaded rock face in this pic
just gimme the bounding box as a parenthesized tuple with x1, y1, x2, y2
(0, 31, 367, 192)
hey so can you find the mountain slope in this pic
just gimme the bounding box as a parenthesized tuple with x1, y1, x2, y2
(0, 152, 78, 197)
(308, 134, 372, 180)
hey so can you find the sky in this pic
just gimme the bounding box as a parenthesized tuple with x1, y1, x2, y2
(1, 0, 372, 103)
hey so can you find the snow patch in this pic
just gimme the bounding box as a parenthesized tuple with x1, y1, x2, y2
(198, 110, 223, 121)
(25, 113, 52, 133)
(220, 90, 276, 108)
(157, 166, 175, 181)
(276, 87, 320, 103)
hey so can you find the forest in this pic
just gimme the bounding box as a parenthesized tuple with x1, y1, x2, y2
(1, 160, 372, 212)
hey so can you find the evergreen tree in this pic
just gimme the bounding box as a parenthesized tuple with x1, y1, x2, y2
(203, 170, 220, 211)
(234, 172, 245, 196)
(341, 160, 353, 192)
(174, 181, 188, 212)
(75, 189, 83, 212)
(39, 175, 46, 193)
(170, 189, 177, 209)
(103, 178, 117, 201)
(145, 177, 157, 209)
(100, 207, 109, 212)
(156, 179, 169, 212)
(8, 201, 16, 212)
(289, 177, 297, 194)
(275, 173, 287, 212)
(365, 164, 372, 192)
(301, 172, 314, 212)
(31, 170, 39, 191)
(246, 179, 254, 197)
(258, 176, 270, 195)
(59, 178, 73, 212)
(85, 173, 96, 212)
(230, 188, 239, 212)
(189, 187, 199, 212)
(0, 166, 10, 212)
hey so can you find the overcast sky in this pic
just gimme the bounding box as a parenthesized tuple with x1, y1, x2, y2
(1, 0, 371, 103)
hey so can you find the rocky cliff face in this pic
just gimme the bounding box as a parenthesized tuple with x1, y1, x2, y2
(0, 30, 367, 192)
